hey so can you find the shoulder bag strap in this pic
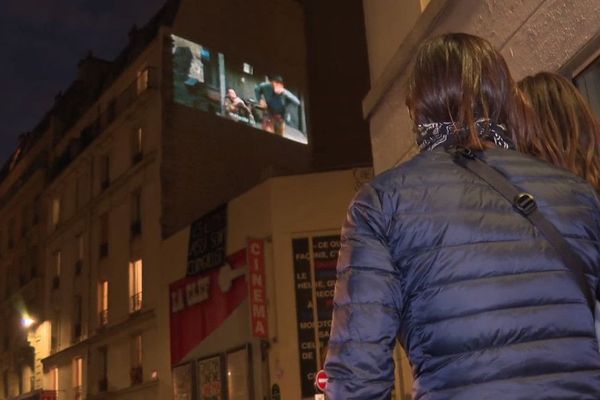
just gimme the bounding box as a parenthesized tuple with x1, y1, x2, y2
(452, 147, 595, 313)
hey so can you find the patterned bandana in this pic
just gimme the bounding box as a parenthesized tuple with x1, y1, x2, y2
(416, 119, 515, 152)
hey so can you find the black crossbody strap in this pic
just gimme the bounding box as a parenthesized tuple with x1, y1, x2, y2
(452, 147, 595, 313)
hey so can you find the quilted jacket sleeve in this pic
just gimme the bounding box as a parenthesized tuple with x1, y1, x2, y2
(324, 183, 403, 400)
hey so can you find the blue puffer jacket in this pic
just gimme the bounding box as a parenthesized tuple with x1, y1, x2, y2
(325, 148, 600, 399)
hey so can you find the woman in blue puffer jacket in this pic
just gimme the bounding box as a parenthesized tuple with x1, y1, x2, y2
(324, 33, 600, 399)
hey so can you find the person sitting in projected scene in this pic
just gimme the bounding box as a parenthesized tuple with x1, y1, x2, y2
(224, 88, 255, 124)
(255, 75, 301, 136)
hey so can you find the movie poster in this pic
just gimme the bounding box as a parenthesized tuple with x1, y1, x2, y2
(172, 362, 194, 400)
(197, 356, 223, 400)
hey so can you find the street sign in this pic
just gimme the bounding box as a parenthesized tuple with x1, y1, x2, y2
(315, 369, 328, 392)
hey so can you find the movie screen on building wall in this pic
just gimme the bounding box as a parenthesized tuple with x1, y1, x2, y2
(171, 34, 308, 145)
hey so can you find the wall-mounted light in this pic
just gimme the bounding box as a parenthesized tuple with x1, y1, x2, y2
(21, 314, 35, 329)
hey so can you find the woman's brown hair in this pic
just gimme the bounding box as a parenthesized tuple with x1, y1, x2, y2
(518, 72, 600, 192)
(406, 33, 536, 149)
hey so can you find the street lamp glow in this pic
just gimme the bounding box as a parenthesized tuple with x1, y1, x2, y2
(21, 315, 35, 329)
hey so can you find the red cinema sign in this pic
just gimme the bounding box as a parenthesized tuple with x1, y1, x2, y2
(248, 239, 268, 338)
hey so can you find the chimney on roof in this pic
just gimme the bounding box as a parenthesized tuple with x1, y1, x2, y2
(77, 50, 112, 84)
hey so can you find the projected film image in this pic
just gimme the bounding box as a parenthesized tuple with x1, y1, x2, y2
(171, 35, 308, 144)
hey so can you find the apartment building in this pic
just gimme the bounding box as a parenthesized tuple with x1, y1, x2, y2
(0, 0, 372, 399)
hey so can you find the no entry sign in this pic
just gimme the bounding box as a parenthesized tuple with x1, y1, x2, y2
(315, 369, 328, 392)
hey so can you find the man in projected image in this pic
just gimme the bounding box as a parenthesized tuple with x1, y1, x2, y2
(224, 88, 255, 124)
(255, 75, 301, 136)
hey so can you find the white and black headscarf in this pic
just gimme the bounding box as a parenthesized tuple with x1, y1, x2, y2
(416, 119, 515, 152)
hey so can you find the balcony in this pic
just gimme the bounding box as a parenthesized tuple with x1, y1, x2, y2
(129, 292, 142, 313)
(130, 365, 143, 386)
(98, 309, 108, 328)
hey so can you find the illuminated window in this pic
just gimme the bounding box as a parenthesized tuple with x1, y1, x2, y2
(136, 69, 149, 94)
(129, 259, 143, 313)
(99, 281, 108, 327)
(243, 63, 253, 75)
(73, 357, 83, 399)
(51, 197, 61, 228)
(50, 367, 58, 392)
(131, 128, 143, 163)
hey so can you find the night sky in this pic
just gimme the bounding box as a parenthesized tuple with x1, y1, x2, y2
(0, 0, 167, 165)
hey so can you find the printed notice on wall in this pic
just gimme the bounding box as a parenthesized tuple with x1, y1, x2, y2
(187, 204, 227, 275)
(292, 234, 340, 399)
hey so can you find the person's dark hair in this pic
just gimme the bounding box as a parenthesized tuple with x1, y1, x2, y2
(518, 72, 600, 192)
(406, 33, 536, 149)
(270, 75, 284, 84)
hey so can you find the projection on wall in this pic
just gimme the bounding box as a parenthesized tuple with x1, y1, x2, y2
(171, 34, 308, 145)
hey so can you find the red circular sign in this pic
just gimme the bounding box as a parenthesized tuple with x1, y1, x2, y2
(315, 369, 328, 392)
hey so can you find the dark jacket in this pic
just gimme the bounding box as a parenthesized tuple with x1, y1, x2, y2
(325, 148, 600, 400)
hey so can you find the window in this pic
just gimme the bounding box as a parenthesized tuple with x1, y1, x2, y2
(99, 155, 110, 190)
(53, 251, 61, 289)
(99, 281, 108, 327)
(99, 213, 108, 258)
(3, 370, 8, 398)
(50, 367, 58, 393)
(131, 128, 143, 163)
(75, 234, 84, 275)
(51, 196, 61, 228)
(243, 62, 253, 75)
(130, 335, 143, 385)
(30, 246, 39, 278)
(8, 218, 15, 249)
(51, 316, 60, 353)
(73, 357, 83, 399)
(73, 296, 82, 341)
(131, 191, 142, 237)
(21, 204, 29, 237)
(33, 195, 41, 225)
(136, 69, 149, 94)
(227, 347, 250, 400)
(98, 347, 108, 391)
(574, 56, 600, 118)
(129, 259, 143, 313)
(75, 175, 82, 210)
